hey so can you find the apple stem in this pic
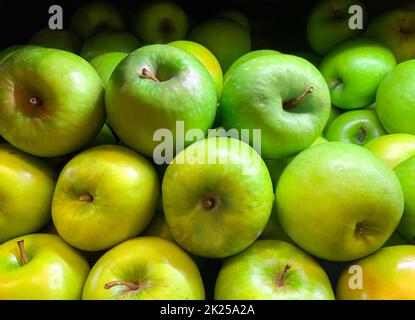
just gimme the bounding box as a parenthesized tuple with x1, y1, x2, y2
(29, 97, 42, 106)
(141, 68, 160, 83)
(328, 79, 342, 90)
(283, 86, 314, 111)
(276, 263, 292, 287)
(79, 193, 94, 202)
(17, 240, 29, 265)
(358, 126, 368, 144)
(104, 280, 140, 291)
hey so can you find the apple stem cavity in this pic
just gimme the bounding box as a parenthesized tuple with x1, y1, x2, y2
(29, 97, 43, 106)
(283, 86, 314, 111)
(328, 79, 342, 90)
(141, 68, 160, 83)
(201, 193, 220, 211)
(104, 280, 141, 291)
(17, 240, 29, 265)
(358, 126, 368, 144)
(79, 193, 94, 202)
(276, 263, 292, 287)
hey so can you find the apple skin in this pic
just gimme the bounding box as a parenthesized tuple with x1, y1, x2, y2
(307, 0, 365, 55)
(383, 231, 408, 247)
(0, 47, 105, 157)
(259, 205, 294, 245)
(0, 144, 56, 244)
(216, 9, 250, 30)
(323, 106, 342, 133)
(376, 60, 415, 135)
(320, 38, 396, 110)
(0, 45, 39, 65)
(71, 1, 127, 40)
(168, 40, 223, 99)
(52, 145, 160, 252)
(221, 54, 331, 160)
(324, 110, 385, 145)
(106, 44, 217, 158)
(215, 240, 335, 300)
(82, 237, 205, 300)
(394, 156, 415, 244)
(0, 233, 90, 300)
(189, 18, 251, 72)
(89, 52, 128, 88)
(131, 1, 188, 44)
(29, 28, 81, 53)
(337, 245, 415, 300)
(81, 31, 141, 61)
(277, 142, 404, 262)
(366, 9, 415, 63)
(162, 137, 274, 258)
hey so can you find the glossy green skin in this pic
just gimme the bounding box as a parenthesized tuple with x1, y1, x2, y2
(131, 1, 188, 44)
(366, 9, 415, 63)
(0, 145, 56, 244)
(82, 237, 205, 300)
(106, 44, 217, 157)
(224, 49, 280, 81)
(189, 18, 251, 72)
(323, 106, 342, 133)
(71, 1, 126, 40)
(320, 38, 396, 109)
(307, 0, 364, 55)
(394, 156, 415, 243)
(215, 240, 335, 300)
(0, 45, 35, 65)
(29, 28, 81, 53)
(87, 123, 116, 147)
(324, 110, 386, 145)
(221, 54, 331, 160)
(376, 60, 415, 135)
(216, 9, 250, 30)
(0, 47, 105, 157)
(89, 52, 128, 88)
(162, 137, 274, 258)
(277, 142, 404, 261)
(0, 234, 90, 299)
(81, 31, 140, 61)
(52, 145, 159, 251)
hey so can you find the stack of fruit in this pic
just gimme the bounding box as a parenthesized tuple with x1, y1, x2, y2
(0, 0, 415, 300)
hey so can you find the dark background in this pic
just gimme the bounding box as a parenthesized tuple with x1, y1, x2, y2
(0, 0, 411, 52)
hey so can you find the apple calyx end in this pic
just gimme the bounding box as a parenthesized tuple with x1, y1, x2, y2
(355, 222, 368, 237)
(17, 240, 29, 265)
(200, 192, 221, 211)
(276, 263, 292, 287)
(29, 97, 43, 107)
(79, 193, 94, 203)
(283, 86, 314, 111)
(141, 68, 160, 83)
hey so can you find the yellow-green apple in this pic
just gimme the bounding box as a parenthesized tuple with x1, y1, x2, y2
(0, 45, 38, 65)
(82, 237, 204, 300)
(0, 234, 90, 299)
(29, 28, 81, 53)
(323, 106, 342, 133)
(365, 134, 415, 168)
(189, 18, 251, 72)
(89, 52, 128, 88)
(337, 245, 415, 299)
(216, 9, 250, 31)
(0, 144, 55, 244)
(215, 240, 335, 300)
(52, 145, 159, 251)
(0, 47, 105, 157)
(105, 44, 217, 157)
(162, 137, 274, 258)
(131, 1, 188, 44)
(221, 54, 331, 160)
(277, 142, 404, 261)
(259, 205, 294, 244)
(320, 38, 396, 109)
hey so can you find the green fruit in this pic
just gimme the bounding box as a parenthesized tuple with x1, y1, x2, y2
(320, 38, 396, 109)
(216, 9, 250, 30)
(89, 52, 128, 88)
(52, 145, 159, 251)
(0, 45, 38, 65)
(215, 240, 335, 300)
(323, 106, 342, 133)
(221, 54, 330, 160)
(277, 142, 404, 261)
(82, 237, 204, 300)
(29, 28, 81, 53)
(259, 205, 294, 244)
(324, 110, 385, 145)
(87, 123, 117, 147)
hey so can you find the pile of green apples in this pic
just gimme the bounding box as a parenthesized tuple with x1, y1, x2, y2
(1, 0, 415, 300)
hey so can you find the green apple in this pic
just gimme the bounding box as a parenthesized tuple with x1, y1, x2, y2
(323, 106, 342, 133)
(259, 205, 294, 244)
(29, 28, 81, 53)
(376, 60, 415, 135)
(52, 145, 159, 251)
(277, 142, 404, 261)
(89, 52, 128, 88)
(143, 208, 175, 242)
(290, 51, 321, 67)
(162, 137, 274, 258)
(324, 110, 385, 145)
(82, 237, 204, 300)
(221, 54, 330, 160)
(0, 45, 38, 65)
(337, 245, 415, 299)
(168, 40, 223, 99)
(0, 234, 90, 299)
(394, 156, 415, 243)
(131, 1, 188, 44)
(366, 9, 415, 63)
(365, 134, 415, 168)
(216, 9, 250, 31)
(0, 144, 55, 244)
(320, 38, 396, 109)
(86, 123, 117, 147)
(0, 47, 105, 157)
(71, 1, 127, 40)
(106, 44, 217, 157)
(189, 18, 251, 72)
(215, 240, 335, 300)
(307, 0, 365, 55)
(81, 31, 141, 61)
